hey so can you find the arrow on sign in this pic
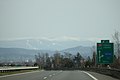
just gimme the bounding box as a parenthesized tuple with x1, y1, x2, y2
(99, 50, 104, 62)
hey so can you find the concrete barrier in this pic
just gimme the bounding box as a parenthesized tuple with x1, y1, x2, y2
(0, 66, 39, 73)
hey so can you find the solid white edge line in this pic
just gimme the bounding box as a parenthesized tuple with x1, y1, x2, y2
(81, 71, 98, 80)
(0, 70, 44, 78)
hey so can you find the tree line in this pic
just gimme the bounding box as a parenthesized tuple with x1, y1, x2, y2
(35, 50, 99, 70)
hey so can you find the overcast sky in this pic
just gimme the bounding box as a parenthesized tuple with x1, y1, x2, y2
(0, 0, 120, 41)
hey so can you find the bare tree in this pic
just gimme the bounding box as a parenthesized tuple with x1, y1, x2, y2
(53, 51, 61, 68)
(92, 51, 96, 67)
(112, 31, 120, 57)
(112, 31, 120, 66)
(91, 46, 96, 67)
(35, 53, 41, 68)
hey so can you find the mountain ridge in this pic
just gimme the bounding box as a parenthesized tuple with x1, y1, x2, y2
(0, 45, 93, 62)
(0, 39, 94, 51)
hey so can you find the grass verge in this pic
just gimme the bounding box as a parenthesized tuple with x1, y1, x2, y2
(0, 69, 39, 76)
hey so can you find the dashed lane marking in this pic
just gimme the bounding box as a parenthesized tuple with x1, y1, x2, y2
(49, 75, 52, 77)
(53, 73, 55, 76)
(43, 77, 47, 79)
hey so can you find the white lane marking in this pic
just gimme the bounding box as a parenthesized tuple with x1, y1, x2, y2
(43, 77, 47, 79)
(49, 75, 52, 77)
(0, 70, 43, 78)
(53, 73, 55, 76)
(81, 71, 98, 80)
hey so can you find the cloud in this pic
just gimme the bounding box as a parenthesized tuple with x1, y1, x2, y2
(87, 37, 111, 42)
(62, 36, 80, 41)
(0, 36, 112, 43)
(40, 36, 81, 41)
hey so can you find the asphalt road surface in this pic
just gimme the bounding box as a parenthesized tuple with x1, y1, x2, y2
(0, 70, 118, 80)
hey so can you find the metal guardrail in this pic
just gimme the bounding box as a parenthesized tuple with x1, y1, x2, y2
(0, 67, 39, 72)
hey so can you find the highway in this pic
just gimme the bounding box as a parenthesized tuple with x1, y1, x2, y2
(0, 70, 118, 80)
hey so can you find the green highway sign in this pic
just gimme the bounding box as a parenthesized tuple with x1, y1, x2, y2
(97, 40, 114, 64)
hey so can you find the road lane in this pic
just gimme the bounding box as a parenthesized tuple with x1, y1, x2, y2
(48, 70, 93, 80)
(45, 70, 118, 80)
(0, 70, 60, 80)
(0, 70, 119, 80)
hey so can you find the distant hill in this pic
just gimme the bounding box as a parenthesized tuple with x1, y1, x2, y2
(61, 46, 93, 59)
(0, 46, 94, 62)
(0, 48, 54, 62)
(0, 39, 94, 62)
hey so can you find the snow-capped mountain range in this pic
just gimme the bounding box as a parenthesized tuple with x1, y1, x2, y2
(0, 39, 95, 62)
(0, 39, 95, 50)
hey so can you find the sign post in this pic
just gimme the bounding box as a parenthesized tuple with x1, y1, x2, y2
(97, 40, 114, 64)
